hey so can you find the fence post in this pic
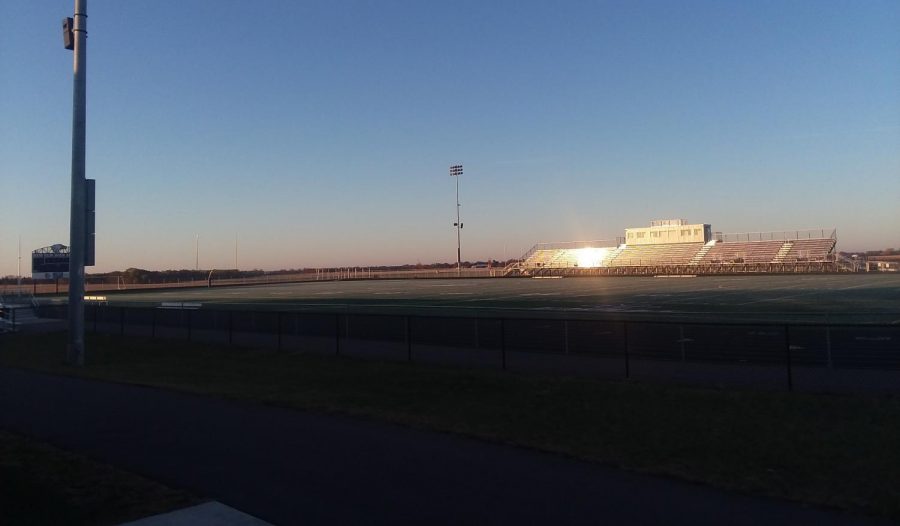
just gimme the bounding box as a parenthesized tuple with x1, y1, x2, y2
(784, 325, 793, 392)
(679, 324, 686, 362)
(277, 312, 282, 351)
(474, 317, 480, 349)
(335, 313, 341, 355)
(623, 321, 630, 379)
(500, 318, 506, 370)
(345, 314, 351, 343)
(406, 315, 412, 362)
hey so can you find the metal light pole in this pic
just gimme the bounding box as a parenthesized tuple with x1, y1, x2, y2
(195, 234, 200, 271)
(65, 0, 87, 366)
(17, 235, 22, 292)
(449, 164, 463, 276)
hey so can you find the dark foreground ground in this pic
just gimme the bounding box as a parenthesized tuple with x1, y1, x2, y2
(0, 430, 197, 525)
(2, 332, 899, 524)
(0, 367, 891, 526)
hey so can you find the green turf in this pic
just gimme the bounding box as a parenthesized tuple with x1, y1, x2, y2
(2, 331, 899, 520)
(61, 274, 900, 323)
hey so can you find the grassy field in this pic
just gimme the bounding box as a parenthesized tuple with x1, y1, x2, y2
(46, 274, 900, 323)
(0, 429, 197, 526)
(2, 331, 900, 520)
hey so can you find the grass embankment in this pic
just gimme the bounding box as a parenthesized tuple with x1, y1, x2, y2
(0, 429, 198, 526)
(2, 331, 899, 520)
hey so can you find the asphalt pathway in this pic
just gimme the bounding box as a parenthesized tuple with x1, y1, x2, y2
(0, 368, 889, 525)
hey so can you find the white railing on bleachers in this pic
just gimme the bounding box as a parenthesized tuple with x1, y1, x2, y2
(716, 228, 836, 243)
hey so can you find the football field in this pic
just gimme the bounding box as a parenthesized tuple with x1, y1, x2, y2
(89, 274, 900, 323)
(30, 273, 900, 393)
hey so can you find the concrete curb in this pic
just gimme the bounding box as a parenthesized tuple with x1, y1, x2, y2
(118, 501, 273, 526)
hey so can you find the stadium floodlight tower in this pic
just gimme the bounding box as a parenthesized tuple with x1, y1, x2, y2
(63, 0, 89, 366)
(450, 164, 463, 276)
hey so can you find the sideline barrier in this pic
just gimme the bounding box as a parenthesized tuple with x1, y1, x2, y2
(33, 304, 900, 394)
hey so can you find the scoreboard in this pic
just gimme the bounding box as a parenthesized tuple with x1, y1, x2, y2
(32, 244, 70, 280)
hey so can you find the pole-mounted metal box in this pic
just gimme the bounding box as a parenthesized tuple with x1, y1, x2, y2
(63, 17, 74, 50)
(85, 178, 95, 266)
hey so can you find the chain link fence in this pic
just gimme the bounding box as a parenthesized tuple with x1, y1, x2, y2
(26, 304, 900, 393)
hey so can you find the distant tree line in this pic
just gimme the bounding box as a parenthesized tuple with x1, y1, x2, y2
(840, 248, 899, 258)
(89, 268, 267, 285)
(864, 248, 899, 256)
(1, 259, 519, 285)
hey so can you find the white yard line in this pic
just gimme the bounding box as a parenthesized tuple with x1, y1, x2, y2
(736, 291, 825, 306)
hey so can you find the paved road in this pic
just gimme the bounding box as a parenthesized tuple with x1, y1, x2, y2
(0, 368, 888, 525)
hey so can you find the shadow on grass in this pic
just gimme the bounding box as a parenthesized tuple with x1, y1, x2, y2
(0, 430, 198, 526)
(2, 330, 899, 520)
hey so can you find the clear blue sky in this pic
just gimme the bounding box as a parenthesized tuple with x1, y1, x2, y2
(2, 0, 898, 275)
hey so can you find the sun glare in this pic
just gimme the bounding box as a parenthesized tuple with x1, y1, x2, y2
(575, 247, 608, 268)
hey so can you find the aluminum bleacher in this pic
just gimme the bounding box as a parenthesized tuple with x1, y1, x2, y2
(699, 240, 785, 264)
(511, 226, 838, 275)
(520, 241, 620, 268)
(782, 238, 836, 262)
(607, 243, 703, 267)
(522, 249, 557, 268)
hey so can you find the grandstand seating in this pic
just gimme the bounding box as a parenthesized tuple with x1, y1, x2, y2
(523, 249, 558, 267)
(522, 248, 616, 268)
(607, 243, 703, 267)
(517, 232, 836, 271)
(548, 250, 580, 268)
(781, 238, 836, 262)
(698, 240, 785, 264)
